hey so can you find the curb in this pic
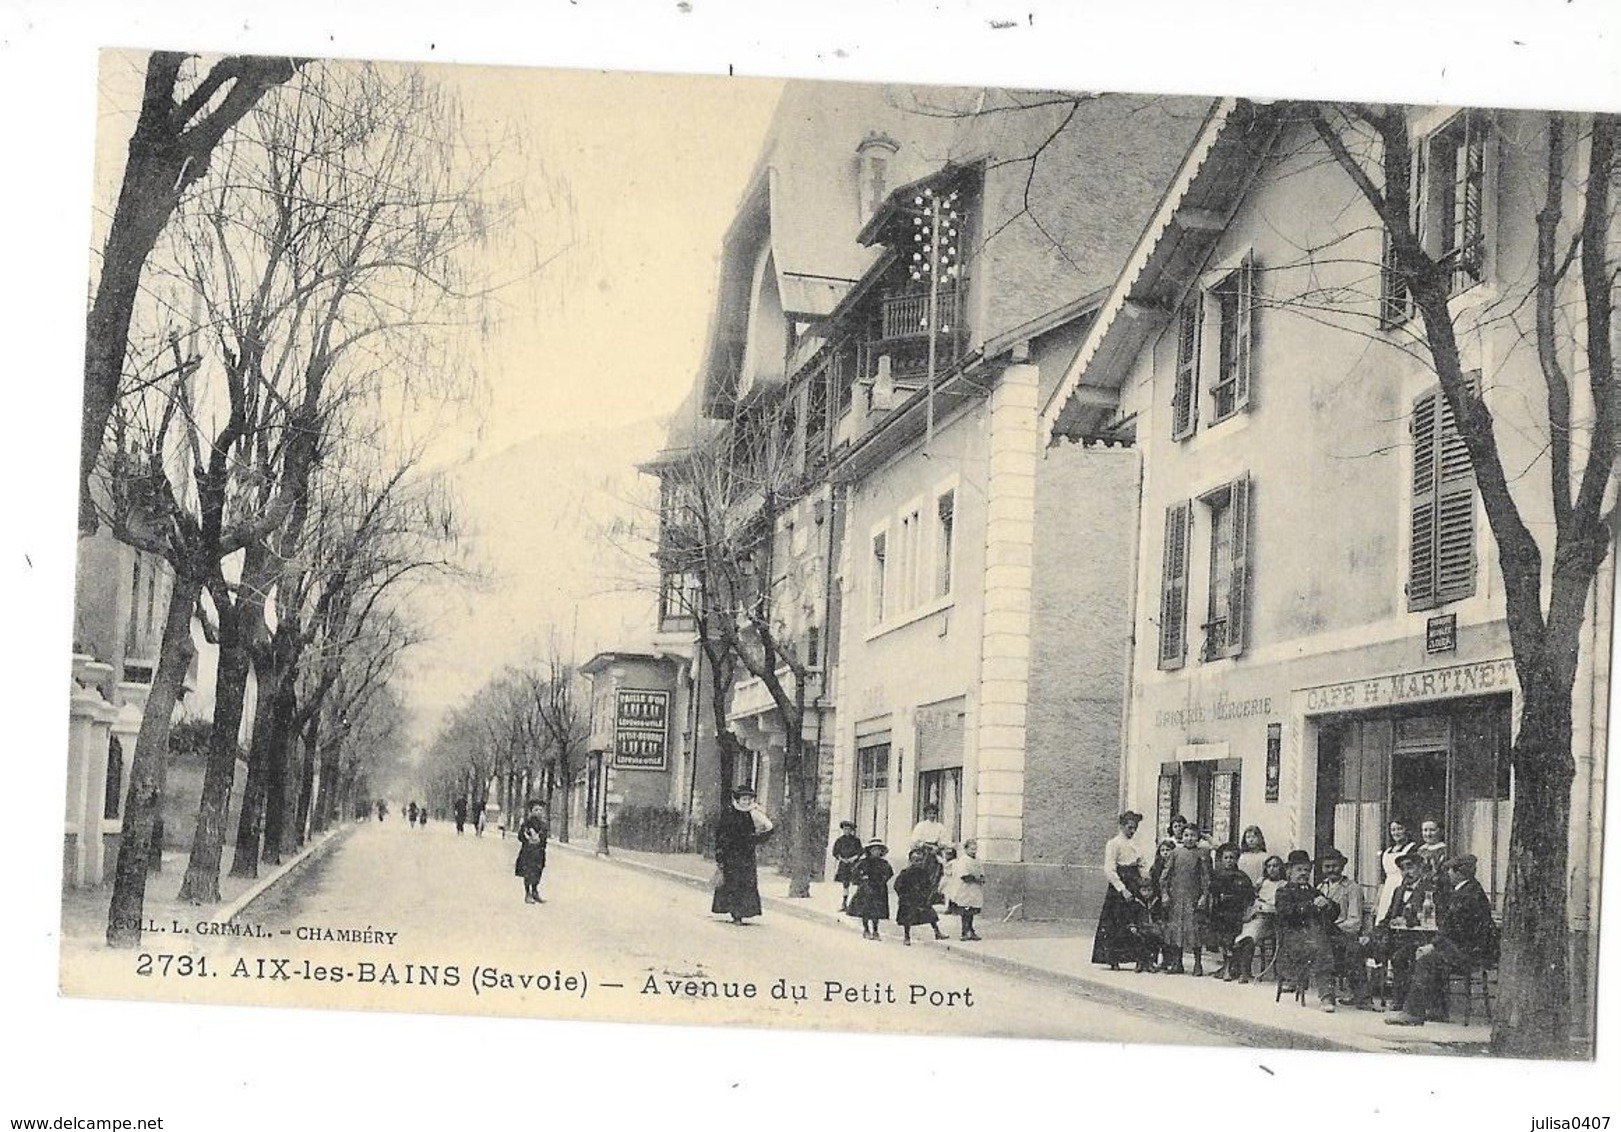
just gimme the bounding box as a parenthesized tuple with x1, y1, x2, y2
(553, 841, 1360, 1053)
(216, 823, 354, 926)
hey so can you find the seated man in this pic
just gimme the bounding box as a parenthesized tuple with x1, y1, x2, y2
(1369, 850, 1432, 1011)
(1206, 843, 1256, 979)
(1385, 854, 1498, 1026)
(1273, 849, 1340, 1012)
(1316, 848, 1374, 1008)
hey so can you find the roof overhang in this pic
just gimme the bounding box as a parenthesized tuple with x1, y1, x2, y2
(1041, 99, 1278, 444)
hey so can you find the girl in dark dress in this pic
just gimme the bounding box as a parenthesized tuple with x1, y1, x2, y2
(830, 820, 864, 911)
(894, 847, 949, 945)
(711, 786, 773, 923)
(847, 839, 894, 940)
(513, 800, 549, 904)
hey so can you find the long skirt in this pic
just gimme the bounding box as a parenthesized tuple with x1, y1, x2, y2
(711, 855, 763, 919)
(514, 843, 547, 882)
(1092, 864, 1147, 966)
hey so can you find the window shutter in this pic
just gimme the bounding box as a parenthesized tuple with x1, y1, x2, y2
(1453, 115, 1487, 291)
(1235, 255, 1256, 412)
(1379, 228, 1407, 328)
(1160, 500, 1191, 669)
(1171, 301, 1201, 439)
(1408, 390, 1440, 610)
(1226, 474, 1252, 657)
(1435, 376, 1479, 603)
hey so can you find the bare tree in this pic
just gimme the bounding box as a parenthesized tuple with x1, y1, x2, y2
(526, 651, 592, 843)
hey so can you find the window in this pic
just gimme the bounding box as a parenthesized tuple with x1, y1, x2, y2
(934, 490, 956, 598)
(1200, 475, 1251, 660)
(658, 571, 698, 627)
(1382, 111, 1490, 325)
(855, 741, 891, 841)
(1209, 255, 1256, 422)
(870, 531, 888, 626)
(103, 737, 124, 821)
(1159, 500, 1191, 670)
(1408, 379, 1477, 610)
(896, 505, 923, 611)
(1170, 301, 1201, 440)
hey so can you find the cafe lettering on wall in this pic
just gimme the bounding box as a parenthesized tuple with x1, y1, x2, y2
(614, 689, 669, 770)
(1304, 658, 1515, 714)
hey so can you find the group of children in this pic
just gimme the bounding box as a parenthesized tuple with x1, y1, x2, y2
(829, 820, 986, 944)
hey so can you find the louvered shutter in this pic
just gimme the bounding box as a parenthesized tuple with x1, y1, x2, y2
(1160, 501, 1191, 669)
(1408, 379, 1478, 610)
(1408, 390, 1440, 610)
(1171, 301, 1201, 440)
(1226, 474, 1252, 656)
(1235, 255, 1256, 412)
(1434, 378, 1478, 602)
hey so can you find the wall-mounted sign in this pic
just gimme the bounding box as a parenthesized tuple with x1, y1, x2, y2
(1426, 613, 1457, 654)
(613, 689, 669, 770)
(1265, 723, 1281, 803)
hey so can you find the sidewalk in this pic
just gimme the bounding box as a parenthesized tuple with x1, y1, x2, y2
(556, 839, 1494, 1056)
(59, 825, 351, 962)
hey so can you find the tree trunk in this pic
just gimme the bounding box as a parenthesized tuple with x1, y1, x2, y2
(176, 611, 251, 903)
(230, 664, 277, 878)
(294, 721, 318, 846)
(107, 573, 201, 947)
(783, 733, 822, 899)
(1491, 666, 1577, 1058)
(261, 680, 298, 864)
(557, 754, 573, 844)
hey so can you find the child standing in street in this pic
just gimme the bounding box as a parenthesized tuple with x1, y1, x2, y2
(830, 820, 864, 911)
(847, 839, 894, 940)
(943, 839, 986, 940)
(894, 846, 949, 946)
(513, 799, 549, 904)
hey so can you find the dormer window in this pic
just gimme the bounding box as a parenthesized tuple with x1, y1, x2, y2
(856, 131, 900, 226)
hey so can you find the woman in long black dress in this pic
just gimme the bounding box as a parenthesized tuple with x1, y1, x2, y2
(1092, 810, 1150, 971)
(712, 786, 772, 923)
(513, 799, 549, 904)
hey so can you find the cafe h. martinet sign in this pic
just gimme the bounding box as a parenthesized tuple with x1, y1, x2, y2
(1304, 658, 1515, 714)
(613, 689, 670, 771)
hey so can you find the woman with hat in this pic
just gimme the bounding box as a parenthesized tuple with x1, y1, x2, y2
(1092, 810, 1151, 971)
(712, 785, 773, 924)
(846, 839, 895, 940)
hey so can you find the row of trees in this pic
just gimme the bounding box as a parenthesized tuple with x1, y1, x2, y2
(418, 652, 592, 842)
(87, 55, 516, 946)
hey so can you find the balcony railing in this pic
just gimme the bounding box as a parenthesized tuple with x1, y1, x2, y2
(879, 285, 961, 343)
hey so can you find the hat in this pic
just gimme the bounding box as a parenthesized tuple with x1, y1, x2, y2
(1394, 850, 1424, 868)
(1119, 810, 1144, 825)
(1316, 847, 1347, 865)
(865, 838, 888, 854)
(838, 820, 857, 830)
(1441, 853, 1479, 875)
(1285, 849, 1313, 867)
(730, 786, 757, 801)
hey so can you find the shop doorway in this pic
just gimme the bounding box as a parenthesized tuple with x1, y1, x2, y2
(854, 740, 890, 842)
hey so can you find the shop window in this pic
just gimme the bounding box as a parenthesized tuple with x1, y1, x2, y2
(1408, 378, 1478, 610)
(855, 741, 891, 842)
(1158, 500, 1192, 670)
(1190, 759, 1242, 848)
(916, 768, 962, 844)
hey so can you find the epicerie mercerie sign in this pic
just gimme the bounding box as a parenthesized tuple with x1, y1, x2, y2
(613, 689, 669, 770)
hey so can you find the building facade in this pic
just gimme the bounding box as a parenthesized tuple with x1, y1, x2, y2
(1044, 100, 1610, 1034)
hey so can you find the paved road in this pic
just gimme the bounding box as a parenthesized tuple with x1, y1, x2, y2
(205, 821, 1243, 1045)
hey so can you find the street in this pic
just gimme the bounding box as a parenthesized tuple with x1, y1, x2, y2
(158, 820, 1246, 1045)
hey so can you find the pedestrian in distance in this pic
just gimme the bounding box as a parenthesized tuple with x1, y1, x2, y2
(847, 838, 894, 940)
(830, 820, 863, 911)
(894, 846, 949, 945)
(376, 799, 387, 822)
(943, 838, 986, 941)
(408, 801, 419, 826)
(514, 799, 550, 904)
(453, 797, 467, 835)
(711, 786, 773, 924)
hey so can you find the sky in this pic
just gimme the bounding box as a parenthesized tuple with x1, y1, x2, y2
(4, 1, 1621, 1129)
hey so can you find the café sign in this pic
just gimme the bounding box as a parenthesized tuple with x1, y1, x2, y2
(1304, 658, 1514, 714)
(614, 689, 670, 770)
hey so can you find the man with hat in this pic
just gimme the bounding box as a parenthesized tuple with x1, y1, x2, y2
(1370, 849, 1434, 1010)
(711, 785, 773, 924)
(1386, 854, 1499, 1025)
(1316, 847, 1374, 1008)
(1274, 849, 1341, 1011)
